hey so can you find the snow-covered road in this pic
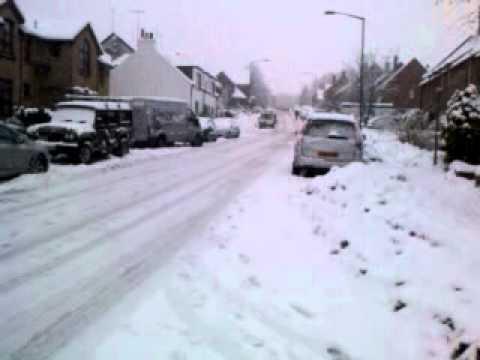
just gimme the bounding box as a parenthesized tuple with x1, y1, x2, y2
(0, 113, 293, 359)
(1, 113, 480, 360)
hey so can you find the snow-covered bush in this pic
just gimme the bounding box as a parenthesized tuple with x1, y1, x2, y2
(443, 84, 480, 164)
(397, 109, 436, 150)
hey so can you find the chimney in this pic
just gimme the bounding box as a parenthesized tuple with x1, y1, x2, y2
(137, 29, 156, 52)
(34, 19, 38, 29)
(393, 55, 400, 70)
(332, 74, 337, 85)
(385, 60, 391, 73)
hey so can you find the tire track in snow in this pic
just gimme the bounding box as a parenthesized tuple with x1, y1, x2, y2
(0, 136, 262, 218)
(0, 137, 283, 263)
(4, 153, 273, 360)
(0, 148, 277, 294)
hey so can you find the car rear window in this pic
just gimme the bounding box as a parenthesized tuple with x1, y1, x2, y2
(262, 113, 275, 119)
(304, 120, 355, 139)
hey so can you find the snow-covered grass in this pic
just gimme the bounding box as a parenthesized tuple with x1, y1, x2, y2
(53, 129, 480, 360)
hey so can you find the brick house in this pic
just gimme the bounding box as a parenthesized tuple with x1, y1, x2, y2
(376, 58, 426, 110)
(419, 35, 480, 114)
(0, 0, 111, 118)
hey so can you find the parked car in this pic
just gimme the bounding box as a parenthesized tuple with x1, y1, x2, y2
(0, 123, 49, 178)
(292, 112, 363, 176)
(28, 100, 133, 164)
(129, 97, 203, 147)
(258, 110, 277, 128)
(198, 117, 218, 142)
(214, 117, 240, 139)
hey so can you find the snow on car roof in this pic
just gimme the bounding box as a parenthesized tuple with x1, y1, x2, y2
(56, 101, 131, 111)
(308, 112, 356, 123)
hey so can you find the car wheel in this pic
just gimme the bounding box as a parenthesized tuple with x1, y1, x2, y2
(156, 136, 167, 148)
(115, 140, 129, 157)
(291, 165, 301, 176)
(191, 135, 203, 147)
(29, 154, 49, 173)
(78, 145, 93, 164)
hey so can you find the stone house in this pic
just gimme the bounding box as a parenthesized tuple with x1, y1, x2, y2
(177, 65, 217, 116)
(0, 0, 110, 118)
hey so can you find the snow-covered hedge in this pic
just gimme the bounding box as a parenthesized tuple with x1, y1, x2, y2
(397, 109, 437, 150)
(443, 84, 480, 164)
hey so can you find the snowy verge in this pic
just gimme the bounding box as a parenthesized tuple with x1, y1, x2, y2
(53, 130, 480, 360)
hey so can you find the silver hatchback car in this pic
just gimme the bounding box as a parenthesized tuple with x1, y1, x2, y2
(292, 112, 363, 175)
(0, 123, 50, 178)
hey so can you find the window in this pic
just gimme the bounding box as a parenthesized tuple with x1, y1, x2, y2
(23, 83, 31, 98)
(24, 37, 31, 62)
(0, 79, 13, 118)
(196, 72, 201, 89)
(0, 19, 14, 57)
(79, 39, 90, 77)
(0, 125, 15, 144)
(409, 89, 415, 100)
(49, 44, 61, 58)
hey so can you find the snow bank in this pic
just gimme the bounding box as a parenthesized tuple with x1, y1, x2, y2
(53, 129, 480, 360)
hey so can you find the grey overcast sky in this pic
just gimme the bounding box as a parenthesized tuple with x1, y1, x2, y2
(15, 0, 476, 94)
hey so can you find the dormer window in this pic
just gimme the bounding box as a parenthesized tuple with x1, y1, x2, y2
(79, 39, 90, 77)
(0, 18, 14, 58)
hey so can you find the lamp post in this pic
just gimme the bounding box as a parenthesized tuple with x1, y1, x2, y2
(325, 10, 366, 127)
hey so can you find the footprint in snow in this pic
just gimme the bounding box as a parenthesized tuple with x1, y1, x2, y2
(177, 272, 192, 281)
(358, 268, 368, 276)
(244, 333, 265, 348)
(238, 253, 251, 264)
(247, 276, 261, 288)
(326, 346, 352, 360)
(289, 303, 315, 319)
(393, 300, 407, 312)
(169, 350, 187, 360)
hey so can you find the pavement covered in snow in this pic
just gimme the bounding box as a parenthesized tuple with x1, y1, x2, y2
(43, 126, 480, 360)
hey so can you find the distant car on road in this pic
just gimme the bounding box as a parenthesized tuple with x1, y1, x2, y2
(258, 110, 277, 129)
(292, 112, 363, 176)
(214, 117, 240, 139)
(198, 117, 218, 142)
(0, 123, 49, 178)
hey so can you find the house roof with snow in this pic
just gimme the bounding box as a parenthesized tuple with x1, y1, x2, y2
(0, 0, 25, 23)
(232, 86, 247, 99)
(101, 32, 134, 53)
(421, 35, 480, 86)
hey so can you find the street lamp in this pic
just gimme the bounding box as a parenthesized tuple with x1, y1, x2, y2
(325, 10, 366, 127)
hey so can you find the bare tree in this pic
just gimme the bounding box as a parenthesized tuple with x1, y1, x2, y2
(435, 0, 480, 33)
